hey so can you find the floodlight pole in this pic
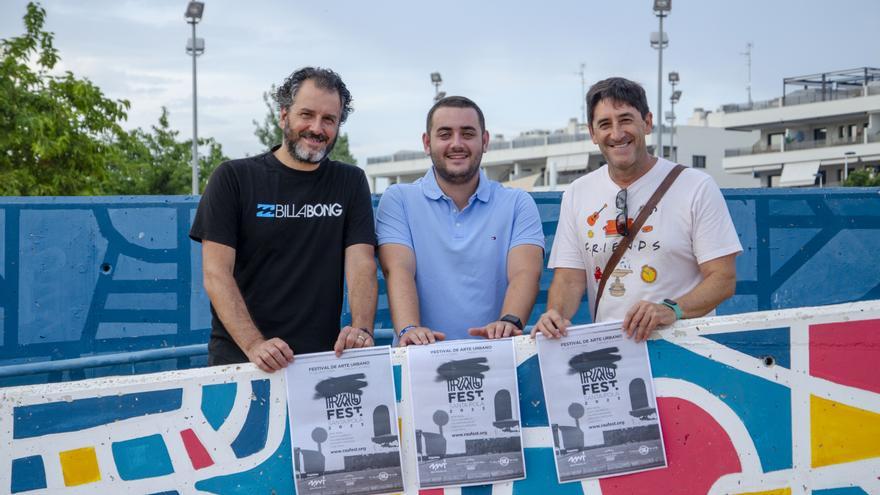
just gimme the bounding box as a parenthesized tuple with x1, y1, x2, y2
(655, 12, 666, 157)
(185, 2, 205, 195)
(190, 20, 199, 195)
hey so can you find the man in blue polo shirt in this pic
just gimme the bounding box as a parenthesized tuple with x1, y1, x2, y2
(376, 96, 545, 345)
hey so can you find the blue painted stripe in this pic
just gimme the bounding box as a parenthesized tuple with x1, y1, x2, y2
(393, 364, 402, 403)
(112, 434, 174, 480)
(814, 488, 869, 495)
(704, 327, 791, 369)
(13, 389, 182, 439)
(518, 355, 548, 427)
(197, 417, 294, 494)
(201, 382, 237, 431)
(462, 484, 493, 495)
(11, 455, 46, 493)
(231, 379, 271, 458)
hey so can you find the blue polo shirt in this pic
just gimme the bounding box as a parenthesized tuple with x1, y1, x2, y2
(376, 168, 545, 340)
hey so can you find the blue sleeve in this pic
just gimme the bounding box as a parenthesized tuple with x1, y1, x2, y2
(509, 191, 546, 250)
(375, 186, 413, 249)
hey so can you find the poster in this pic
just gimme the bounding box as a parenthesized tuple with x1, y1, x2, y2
(537, 321, 667, 483)
(285, 346, 404, 495)
(407, 339, 526, 489)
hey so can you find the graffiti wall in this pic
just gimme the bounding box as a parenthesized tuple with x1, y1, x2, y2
(2, 301, 878, 494)
(1, 188, 879, 385)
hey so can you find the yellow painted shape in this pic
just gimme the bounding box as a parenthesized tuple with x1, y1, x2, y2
(811, 394, 880, 467)
(59, 446, 101, 486)
(735, 489, 790, 495)
(397, 417, 402, 434)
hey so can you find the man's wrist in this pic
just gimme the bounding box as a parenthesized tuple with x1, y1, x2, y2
(661, 299, 683, 320)
(354, 326, 373, 337)
(499, 314, 524, 331)
(398, 325, 417, 338)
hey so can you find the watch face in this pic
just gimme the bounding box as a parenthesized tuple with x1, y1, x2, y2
(663, 299, 678, 306)
(501, 314, 523, 330)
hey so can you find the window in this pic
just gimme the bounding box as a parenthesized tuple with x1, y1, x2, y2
(692, 155, 706, 169)
(813, 128, 827, 141)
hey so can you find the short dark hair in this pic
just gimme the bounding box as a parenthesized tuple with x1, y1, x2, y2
(275, 67, 353, 124)
(586, 77, 650, 126)
(426, 95, 485, 134)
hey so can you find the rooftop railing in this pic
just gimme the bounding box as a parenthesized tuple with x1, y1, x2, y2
(721, 85, 877, 114)
(725, 134, 879, 157)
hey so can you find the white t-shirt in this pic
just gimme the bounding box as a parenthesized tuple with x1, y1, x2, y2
(548, 158, 742, 322)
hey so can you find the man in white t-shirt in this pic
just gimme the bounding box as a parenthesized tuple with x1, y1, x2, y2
(534, 77, 741, 342)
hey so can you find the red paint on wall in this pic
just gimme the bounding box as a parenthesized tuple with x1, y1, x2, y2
(418, 489, 445, 495)
(599, 397, 741, 495)
(810, 318, 880, 395)
(180, 428, 214, 470)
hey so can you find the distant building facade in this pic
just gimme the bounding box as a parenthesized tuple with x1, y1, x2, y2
(702, 67, 880, 187)
(365, 118, 759, 193)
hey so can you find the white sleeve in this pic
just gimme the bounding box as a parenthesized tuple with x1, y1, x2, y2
(691, 177, 743, 264)
(548, 187, 586, 270)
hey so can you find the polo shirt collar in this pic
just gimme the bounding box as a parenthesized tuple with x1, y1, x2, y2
(420, 167, 492, 204)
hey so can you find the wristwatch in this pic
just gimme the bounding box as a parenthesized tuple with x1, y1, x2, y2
(661, 299, 683, 320)
(499, 314, 524, 330)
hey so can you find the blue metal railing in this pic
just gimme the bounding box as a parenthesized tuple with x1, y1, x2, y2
(0, 329, 396, 380)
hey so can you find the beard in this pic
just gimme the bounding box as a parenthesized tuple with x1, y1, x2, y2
(430, 147, 482, 185)
(283, 120, 337, 164)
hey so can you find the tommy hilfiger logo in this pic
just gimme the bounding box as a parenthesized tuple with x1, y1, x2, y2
(255, 203, 343, 219)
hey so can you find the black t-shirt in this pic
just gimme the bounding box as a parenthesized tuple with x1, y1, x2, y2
(189, 147, 376, 363)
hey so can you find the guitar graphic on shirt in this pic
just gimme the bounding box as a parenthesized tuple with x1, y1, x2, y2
(587, 204, 607, 226)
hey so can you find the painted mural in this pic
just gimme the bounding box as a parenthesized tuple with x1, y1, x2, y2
(2, 301, 878, 494)
(2, 189, 880, 385)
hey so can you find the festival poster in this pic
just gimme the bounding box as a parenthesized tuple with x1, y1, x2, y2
(407, 339, 526, 489)
(536, 321, 667, 483)
(285, 346, 404, 495)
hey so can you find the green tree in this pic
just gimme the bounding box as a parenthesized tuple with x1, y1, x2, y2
(843, 168, 880, 187)
(0, 2, 130, 195)
(104, 107, 227, 195)
(253, 85, 357, 164)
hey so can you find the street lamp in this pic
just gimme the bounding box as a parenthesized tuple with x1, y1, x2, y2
(185, 1, 205, 195)
(430, 72, 445, 103)
(843, 150, 856, 183)
(651, 0, 671, 158)
(667, 71, 680, 161)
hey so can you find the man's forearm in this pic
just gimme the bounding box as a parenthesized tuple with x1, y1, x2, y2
(204, 272, 264, 353)
(385, 270, 421, 331)
(677, 269, 736, 318)
(500, 275, 538, 323)
(346, 257, 378, 331)
(500, 245, 544, 323)
(546, 268, 587, 320)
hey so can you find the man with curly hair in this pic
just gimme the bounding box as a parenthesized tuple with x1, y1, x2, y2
(190, 67, 377, 371)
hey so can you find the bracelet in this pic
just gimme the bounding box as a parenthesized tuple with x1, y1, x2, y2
(356, 327, 373, 337)
(398, 325, 417, 338)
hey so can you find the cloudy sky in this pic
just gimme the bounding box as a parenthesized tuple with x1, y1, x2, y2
(2, 0, 877, 166)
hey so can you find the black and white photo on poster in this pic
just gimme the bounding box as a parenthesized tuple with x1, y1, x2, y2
(407, 338, 526, 489)
(537, 321, 667, 483)
(285, 346, 403, 495)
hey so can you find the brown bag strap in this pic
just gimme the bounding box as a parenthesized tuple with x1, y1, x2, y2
(593, 164, 686, 319)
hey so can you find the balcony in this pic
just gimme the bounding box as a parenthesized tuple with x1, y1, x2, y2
(725, 134, 878, 157)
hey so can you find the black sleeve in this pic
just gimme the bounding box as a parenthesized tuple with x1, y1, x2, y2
(343, 168, 377, 248)
(189, 162, 240, 248)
